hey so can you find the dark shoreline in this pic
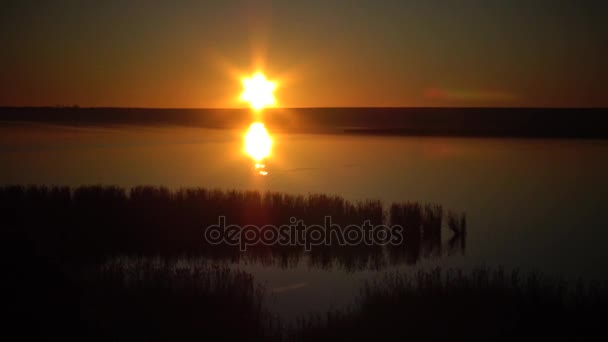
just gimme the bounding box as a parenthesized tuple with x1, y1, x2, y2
(2, 106, 607, 139)
(341, 127, 608, 139)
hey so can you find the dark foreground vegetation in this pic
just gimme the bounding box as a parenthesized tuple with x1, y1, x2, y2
(1, 185, 464, 339)
(5, 255, 273, 341)
(5, 252, 607, 340)
(81, 259, 273, 341)
(294, 268, 608, 341)
(2, 106, 607, 138)
(3, 185, 606, 340)
(1, 185, 465, 269)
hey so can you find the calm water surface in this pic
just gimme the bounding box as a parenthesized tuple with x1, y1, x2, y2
(2, 122, 608, 319)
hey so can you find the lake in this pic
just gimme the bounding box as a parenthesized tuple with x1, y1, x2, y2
(2, 122, 608, 320)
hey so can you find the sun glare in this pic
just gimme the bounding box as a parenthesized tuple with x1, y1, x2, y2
(240, 72, 277, 111)
(244, 122, 272, 162)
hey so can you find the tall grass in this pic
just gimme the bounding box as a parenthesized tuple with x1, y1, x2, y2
(6, 246, 606, 340)
(292, 267, 608, 341)
(80, 258, 275, 341)
(5, 253, 278, 340)
(1, 185, 465, 268)
(447, 210, 467, 236)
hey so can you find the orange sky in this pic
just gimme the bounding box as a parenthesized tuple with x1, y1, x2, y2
(1, 1, 606, 108)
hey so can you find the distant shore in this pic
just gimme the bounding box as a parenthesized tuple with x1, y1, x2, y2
(1, 106, 607, 139)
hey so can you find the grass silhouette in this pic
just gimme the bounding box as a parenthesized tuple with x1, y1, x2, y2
(1, 185, 465, 267)
(3, 185, 606, 340)
(292, 267, 608, 341)
(80, 258, 273, 341)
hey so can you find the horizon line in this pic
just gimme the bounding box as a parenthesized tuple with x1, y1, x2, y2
(2, 105, 607, 110)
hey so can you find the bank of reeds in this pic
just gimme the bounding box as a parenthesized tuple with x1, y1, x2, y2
(1, 185, 465, 264)
(80, 258, 275, 341)
(6, 249, 607, 341)
(292, 267, 608, 341)
(4, 253, 278, 340)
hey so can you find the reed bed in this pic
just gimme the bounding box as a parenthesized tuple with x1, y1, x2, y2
(292, 267, 608, 341)
(79, 257, 275, 341)
(1, 185, 465, 264)
(6, 248, 607, 341)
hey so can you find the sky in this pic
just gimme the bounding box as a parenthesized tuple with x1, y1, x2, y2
(1, 0, 606, 108)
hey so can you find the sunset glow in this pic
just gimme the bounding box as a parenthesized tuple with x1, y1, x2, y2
(244, 122, 272, 161)
(240, 73, 277, 111)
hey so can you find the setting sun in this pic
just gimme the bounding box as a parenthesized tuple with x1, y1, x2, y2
(240, 72, 277, 111)
(244, 122, 272, 161)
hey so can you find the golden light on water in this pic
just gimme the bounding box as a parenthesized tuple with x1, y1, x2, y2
(240, 72, 277, 111)
(244, 122, 272, 162)
(255, 163, 268, 176)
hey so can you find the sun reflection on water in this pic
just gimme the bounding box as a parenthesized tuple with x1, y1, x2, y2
(245, 123, 272, 176)
(255, 163, 269, 176)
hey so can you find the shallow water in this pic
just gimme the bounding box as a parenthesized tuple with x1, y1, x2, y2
(2, 122, 608, 319)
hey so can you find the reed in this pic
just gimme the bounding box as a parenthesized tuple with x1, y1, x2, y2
(79, 257, 275, 341)
(1, 185, 465, 269)
(447, 210, 467, 236)
(292, 267, 608, 341)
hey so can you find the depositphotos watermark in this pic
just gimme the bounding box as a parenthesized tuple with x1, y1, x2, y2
(204, 216, 405, 251)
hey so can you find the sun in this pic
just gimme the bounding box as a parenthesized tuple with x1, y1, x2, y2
(240, 72, 277, 111)
(244, 122, 272, 161)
